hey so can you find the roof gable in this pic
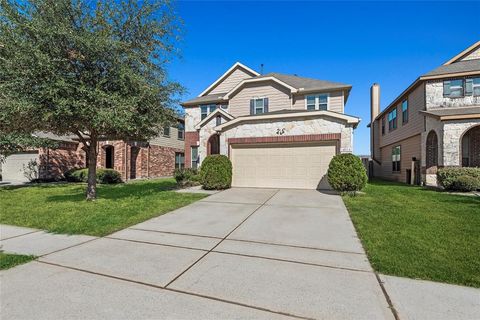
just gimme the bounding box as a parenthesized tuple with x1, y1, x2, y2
(443, 41, 480, 65)
(199, 62, 259, 97)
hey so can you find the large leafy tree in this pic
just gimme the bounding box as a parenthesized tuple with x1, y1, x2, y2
(0, 0, 182, 200)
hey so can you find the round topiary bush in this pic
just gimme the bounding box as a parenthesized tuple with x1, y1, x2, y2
(451, 175, 480, 192)
(327, 154, 367, 194)
(200, 155, 232, 190)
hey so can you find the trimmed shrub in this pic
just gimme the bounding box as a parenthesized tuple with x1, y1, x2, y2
(175, 168, 200, 187)
(64, 168, 122, 184)
(437, 167, 480, 190)
(200, 155, 232, 190)
(327, 154, 367, 194)
(97, 169, 122, 184)
(451, 175, 480, 192)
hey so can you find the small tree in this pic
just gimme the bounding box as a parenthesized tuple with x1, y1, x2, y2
(0, 0, 182, 200)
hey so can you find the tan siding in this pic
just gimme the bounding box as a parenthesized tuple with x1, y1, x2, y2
(460, 47, 480, 61)
(149, 126, 185, 150)
(375, 134, 421, 183)
(209, 68, 255, 95)
(228, 80, 292, 117)
(292, 91, 344, 113)
(378, 82, 425, 148)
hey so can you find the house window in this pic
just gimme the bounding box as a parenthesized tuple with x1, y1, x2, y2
(175, 152, 184, 170)
(388, 108, 397, 131)
(466, 77, 480, 96)
(392, 146, 401, 172)
(163, 125, 170, 137)
(443, 79, 464, 98)
(305, 94, 329, 111)
(216, 115, 221, 126)
(381, 117, 385, 135)
(250, 98, 268, 115)
(402, 99, 408, 124)
(177, 122, 184, 140)
(255, 98, 265, 114)
(200, 104, 217, 120)
(191, 146, 198, 169)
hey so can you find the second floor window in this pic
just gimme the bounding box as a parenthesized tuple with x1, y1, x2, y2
(306, 94, 328, 111)
(443, 79, 464, 98)
(177, 122, 184, 140)
(200, 104, 217, 120)
(163, 125, 170, 137)
(466, 77, 480, 96)
(381, 117, 385, 135)
(402, 99, 408, 124)
(392, 146, 401, 172)
(388, 108, 397, 131)
(250, 98, 269, 115)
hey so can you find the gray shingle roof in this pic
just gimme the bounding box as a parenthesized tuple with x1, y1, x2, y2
(182, 93, 226, 106)
(423, 59, 480, 77)
(33, 132, 78, 142)
(420, 106, 480, 117)
(257, 73, 351, 92)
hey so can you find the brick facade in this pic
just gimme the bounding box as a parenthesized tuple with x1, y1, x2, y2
(97, 140, 183, 180)
(38, 142, 85, 180)
(184, 131, 199, 168)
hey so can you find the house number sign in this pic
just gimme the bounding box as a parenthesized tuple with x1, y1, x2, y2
(276, 128, 286, 135)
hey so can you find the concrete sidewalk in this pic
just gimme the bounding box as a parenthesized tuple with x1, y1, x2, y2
(1, 224, 96, 256)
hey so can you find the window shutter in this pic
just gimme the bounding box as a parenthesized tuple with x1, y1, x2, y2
(264, 98, 269, 113)
(466, 79, 473, 95)
(443, 81, 451, 97)
(250, 99, 254, 115)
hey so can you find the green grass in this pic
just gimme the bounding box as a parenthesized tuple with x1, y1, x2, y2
(343, 179, 480, 288)
(0, 253, 36, 270)
(0, 178, 206, 236)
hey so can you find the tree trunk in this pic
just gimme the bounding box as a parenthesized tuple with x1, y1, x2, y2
(86, 137, 98, 201)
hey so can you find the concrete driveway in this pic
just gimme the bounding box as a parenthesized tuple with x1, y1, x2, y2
(1, 188, 395, 320)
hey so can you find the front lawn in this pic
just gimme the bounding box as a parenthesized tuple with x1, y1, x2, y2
(343, 179, 480, 288)
(0, 253, 36, 270)
(0, 179, 206, 236)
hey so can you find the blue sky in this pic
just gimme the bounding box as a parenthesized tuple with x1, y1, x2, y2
(168, 1, 480, 155)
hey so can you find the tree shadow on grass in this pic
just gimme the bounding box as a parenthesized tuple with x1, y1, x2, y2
(45, 179, 178, 203)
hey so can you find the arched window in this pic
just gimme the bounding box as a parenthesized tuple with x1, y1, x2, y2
(462, 125, 480, 167)
(426, 131, 438, 170)
(207, 134, 220, 155)
(104, 145, 114, 169)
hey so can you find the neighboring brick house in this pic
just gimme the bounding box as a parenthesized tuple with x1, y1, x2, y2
(181, 62, 360, 190)
(1, 120, 185, 182)
(369, 41, 480, 185)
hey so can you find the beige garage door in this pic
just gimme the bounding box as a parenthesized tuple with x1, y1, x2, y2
(2, 152, 39, 182)
(231, 142, 336, 189)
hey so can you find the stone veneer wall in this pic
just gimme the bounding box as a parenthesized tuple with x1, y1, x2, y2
(222, 117, 354, 153)
(425, 80, 480, 110)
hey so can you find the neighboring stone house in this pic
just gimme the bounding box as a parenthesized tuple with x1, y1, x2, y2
(1, 120, 185, 182)
(369, 41, 480, 185)
(182, 62, 360, 189)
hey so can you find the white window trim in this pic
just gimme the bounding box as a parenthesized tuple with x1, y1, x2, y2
(304, 93, 329, 111)
(200, 104, 218, 120)
(253, 97, 266, 114)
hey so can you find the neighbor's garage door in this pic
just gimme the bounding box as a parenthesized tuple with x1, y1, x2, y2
(2, 152, 39, 182)
(231, 142, 336, 189)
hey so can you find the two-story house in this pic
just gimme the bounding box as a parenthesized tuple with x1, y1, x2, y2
(181, 62, 360, 189)
(369, 41, 480, 185)
(1, 119, 185, 182)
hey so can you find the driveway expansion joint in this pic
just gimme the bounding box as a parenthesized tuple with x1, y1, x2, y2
(36, 260, 313, 320)
(104, 236, 210, 252)
(127, 227, 223, 240)
(163, 189, 280, 289)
